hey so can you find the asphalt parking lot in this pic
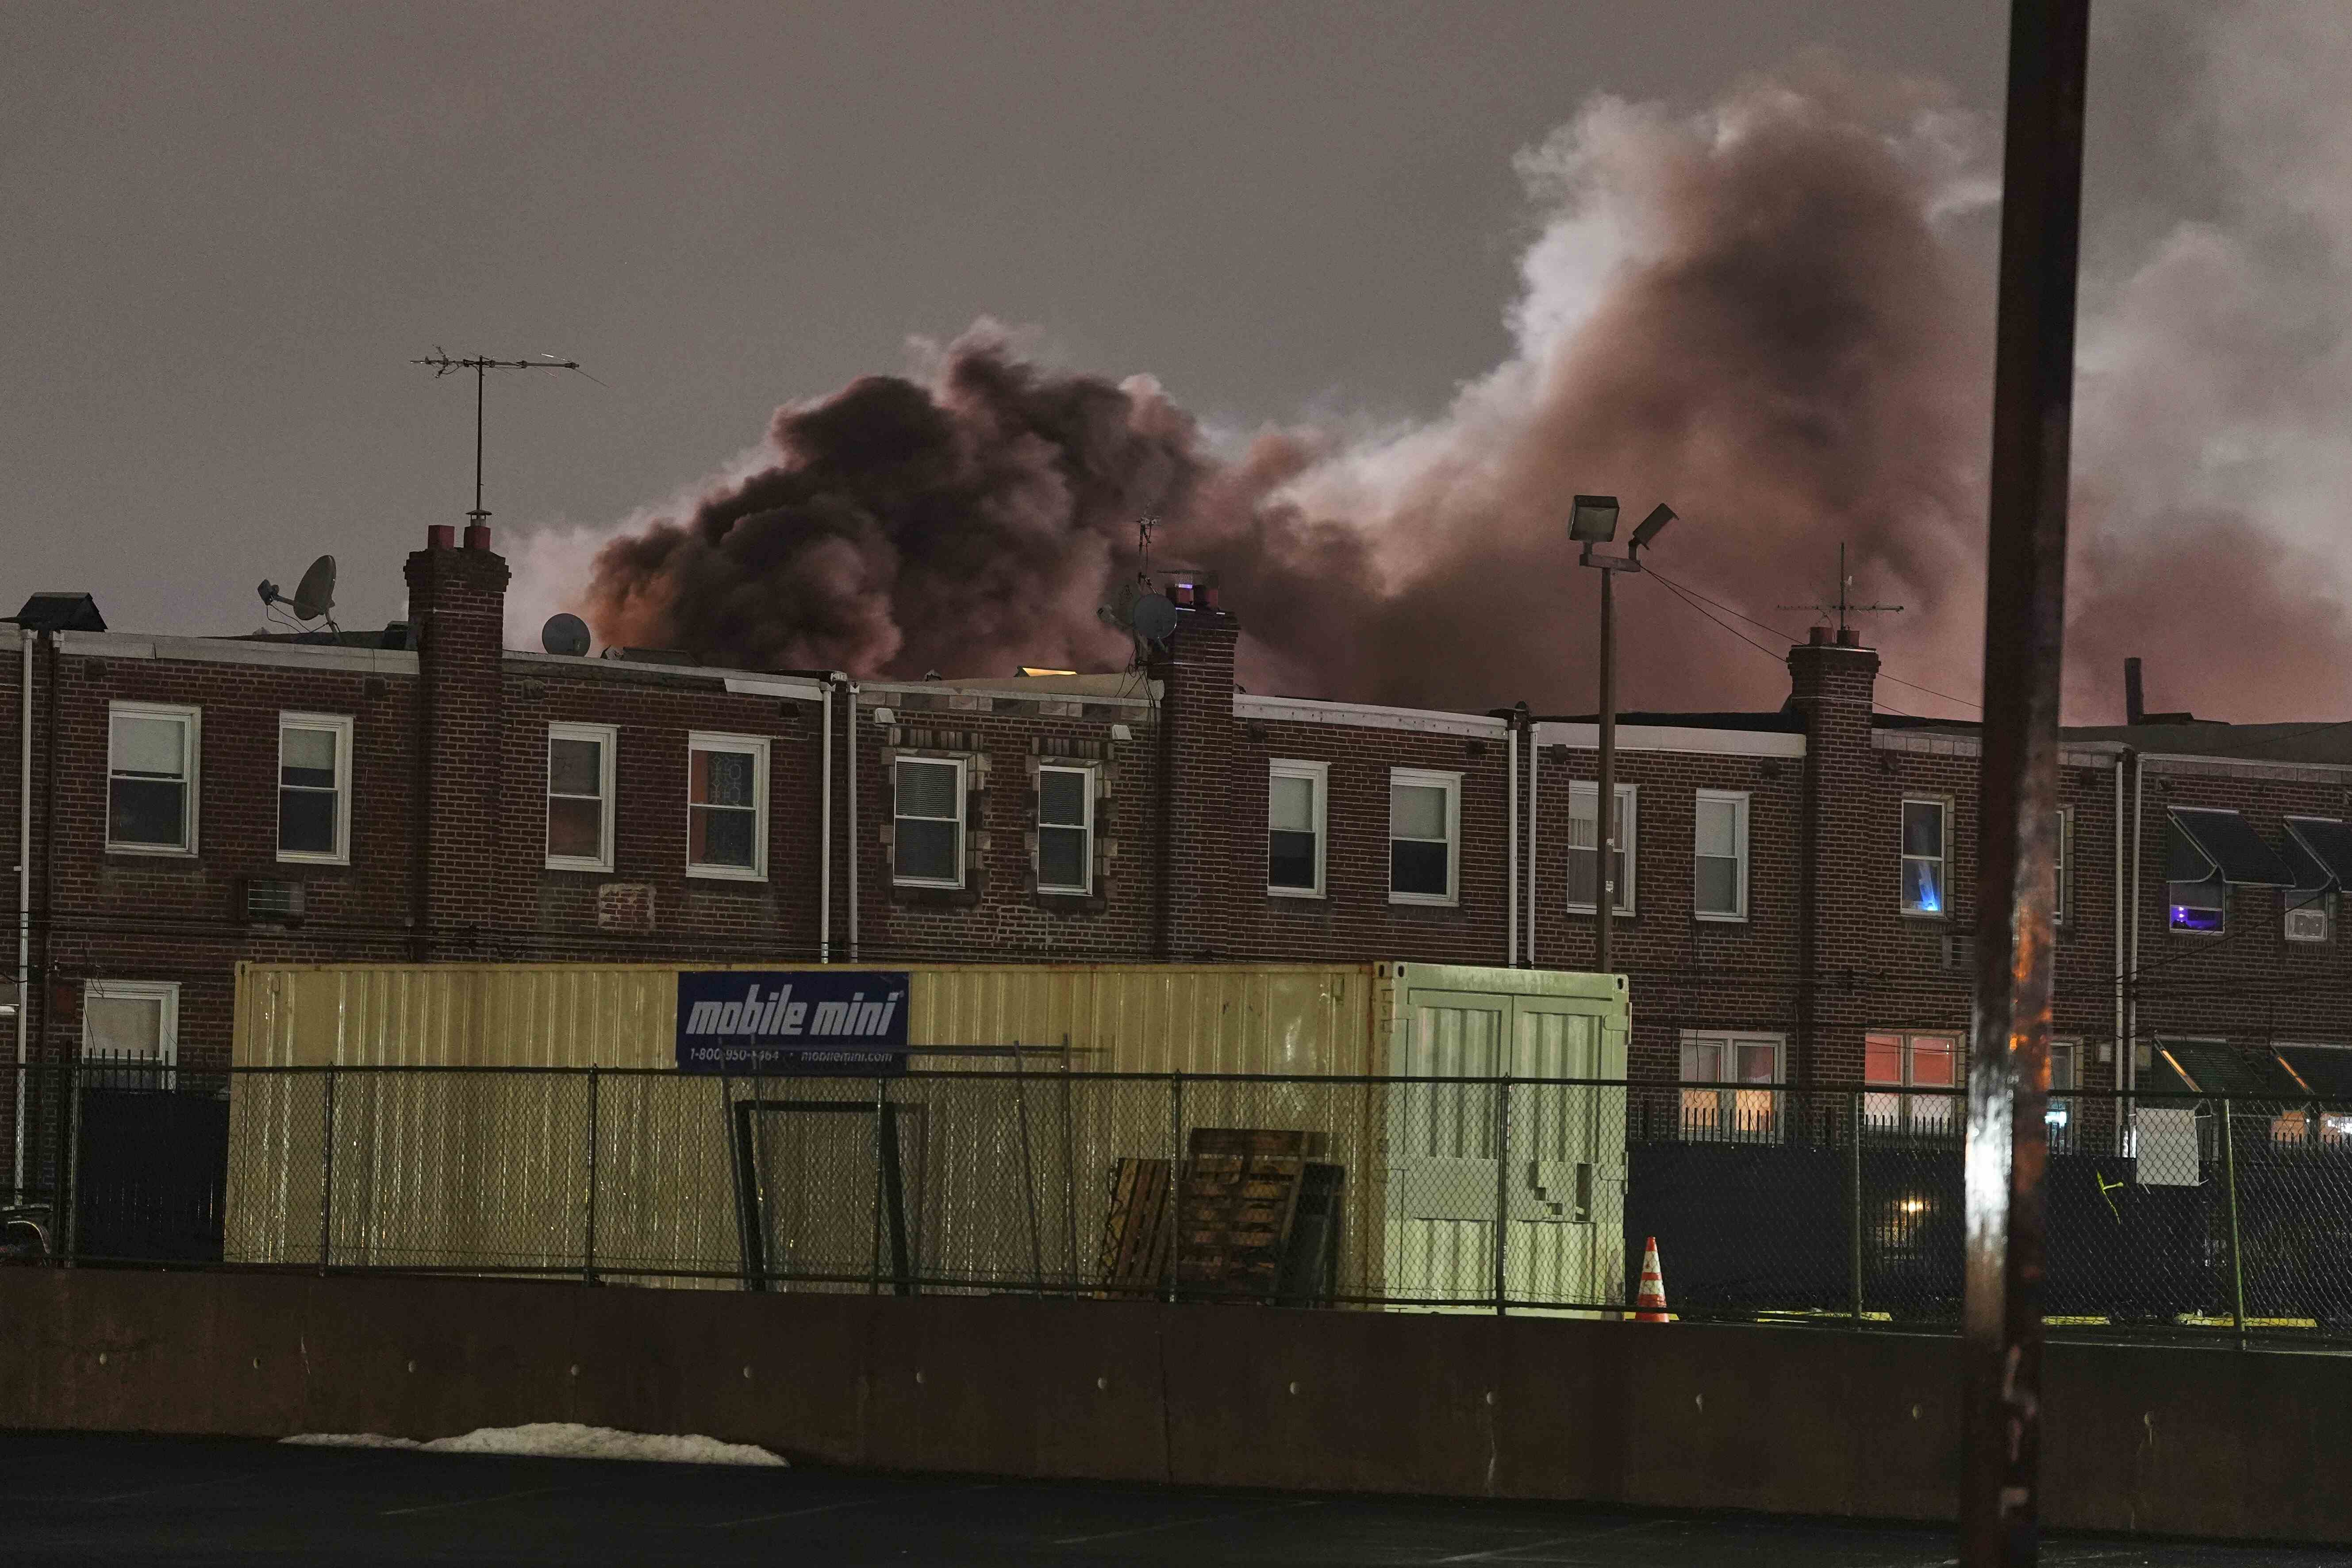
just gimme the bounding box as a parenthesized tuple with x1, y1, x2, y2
(1, 1430, 2347, 1566)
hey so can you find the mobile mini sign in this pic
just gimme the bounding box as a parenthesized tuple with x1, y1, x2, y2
(673, 970, 911, 1074)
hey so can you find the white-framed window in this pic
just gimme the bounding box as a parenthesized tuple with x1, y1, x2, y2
(1900, 798, 1948, 917)
(2053, 808, 2073, 926)
(107, 702, 200, 854)
(1693, 790, 1749, 921)
(276, 713, 352, 864)
(893, 755, 967, 888)
(83, 979, 179, 1088)
(546, 723, 617, 873)
(1388, 768, 1460, 905)
(1678, 1031, 1782, 1139)
(1866, 1029, 1962, 1134)
(1036, 764, 1094, 895)
(2048, 1038, 2079, 1141)
(686, 732, 769, 880)
(1267, 760, 1328, 898)
(1567, 782, 1637, 916)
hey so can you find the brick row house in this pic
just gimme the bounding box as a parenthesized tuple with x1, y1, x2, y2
(7, 525, 2352, 1190)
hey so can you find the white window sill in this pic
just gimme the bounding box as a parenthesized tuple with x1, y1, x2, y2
(546, 857, 615, 875)
(687, 864, 766, 882)
(1388, 893, 1459, 908)
(1694, 911, 1748, 924)
(1267, 885, 1325, 899)
(1038, 883, 1092, 897)
(893, 876, 967, 891)
(105, 843, 197, 857)
(1566, 904, 1637, 919)
(276, 852, 348, 868)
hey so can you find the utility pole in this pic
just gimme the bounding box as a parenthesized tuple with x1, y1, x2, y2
(1962, 2, 2091, 1564)
(1571, 499, 1674, 977)
(412, 351, 589, 525)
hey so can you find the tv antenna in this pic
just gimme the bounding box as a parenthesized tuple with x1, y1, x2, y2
(1778, 542, 1903, 634)
(412, 350, 597, 525)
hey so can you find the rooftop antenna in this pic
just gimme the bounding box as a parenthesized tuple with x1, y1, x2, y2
(411, 350, 595, 526)
(1778, 542, 1904, 635)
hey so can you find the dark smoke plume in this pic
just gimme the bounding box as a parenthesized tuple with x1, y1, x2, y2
(561, 22, 2352, 723)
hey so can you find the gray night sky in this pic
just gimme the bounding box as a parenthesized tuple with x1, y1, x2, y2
(4, 3, 2339, 721)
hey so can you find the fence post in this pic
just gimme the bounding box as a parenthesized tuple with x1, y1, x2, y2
(2221, 1094, 2246, 1348)
(318, 1066, 337, 1274)
(60, 1058, 81, 1265)
(1165, 1071, 1184, 1303)
(1850, 1090, 1866, 1324)
(1494, 1076, 1510, 1316)
(583, 1066, 599, 1287)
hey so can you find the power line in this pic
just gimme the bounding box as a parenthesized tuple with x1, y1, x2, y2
(1645, 565, 1983, 713)
(1639, 573, 1926, 719)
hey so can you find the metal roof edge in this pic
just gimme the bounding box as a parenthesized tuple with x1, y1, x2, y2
(58, 630, 419, 676)
(1533, 719, 1806, 758)
(1238, 694, 1507, 740)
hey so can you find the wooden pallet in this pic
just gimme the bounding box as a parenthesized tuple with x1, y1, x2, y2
(1097, 1157, 1174, 1297)
(1174, 1128, 1323, 1299)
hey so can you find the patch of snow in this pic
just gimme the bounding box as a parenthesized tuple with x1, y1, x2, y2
(282, 1422, 786, 1467)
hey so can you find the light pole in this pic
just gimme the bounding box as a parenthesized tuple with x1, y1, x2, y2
(1572, 498, 1674, 976)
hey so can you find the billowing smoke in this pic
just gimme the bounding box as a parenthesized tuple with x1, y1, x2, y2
(554, 9, 2352, 724)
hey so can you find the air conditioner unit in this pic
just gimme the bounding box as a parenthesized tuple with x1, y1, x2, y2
(244, 879, 306, 926)
(2286, 904, 2330, 943)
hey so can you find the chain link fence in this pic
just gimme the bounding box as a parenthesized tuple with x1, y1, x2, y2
(16, 1064, 2352, 1343)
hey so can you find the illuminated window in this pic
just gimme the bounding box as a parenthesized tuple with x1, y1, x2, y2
(1679, 1032, 1781, 1139)
(1900, 799, 1947, 916)
(1866, 1030, 1961, 1134)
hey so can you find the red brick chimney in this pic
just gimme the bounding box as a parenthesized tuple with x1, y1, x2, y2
(1786, 628, 1882, 1090)
(404, 525, 510, 954)
(1147, 601, 1239, 960)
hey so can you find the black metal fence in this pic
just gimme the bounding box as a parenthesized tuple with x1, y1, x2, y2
(11, 1064, 2352, 1344)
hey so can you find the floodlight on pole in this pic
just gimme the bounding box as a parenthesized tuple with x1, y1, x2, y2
(1572, 497, 1675, 979)
(1569, 495, 1622, 544)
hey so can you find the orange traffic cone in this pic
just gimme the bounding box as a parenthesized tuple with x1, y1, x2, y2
(1633, 1235, 1670, 1322)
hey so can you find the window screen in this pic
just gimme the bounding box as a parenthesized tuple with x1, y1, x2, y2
(546, 730, 611, 866)
(1694, 792, 1746, 919)
(278, 720, 345, 859)
(109, 708, 195, 849)
(688, 740, 762, 872)
(1268, 765, 1323, 893)
(1389, 772, 1457, 901)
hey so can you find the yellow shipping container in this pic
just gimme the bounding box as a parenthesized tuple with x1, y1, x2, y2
(228, 961, 1629, 1308)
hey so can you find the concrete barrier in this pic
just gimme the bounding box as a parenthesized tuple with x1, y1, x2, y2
(0, 1269, 2342, 1543)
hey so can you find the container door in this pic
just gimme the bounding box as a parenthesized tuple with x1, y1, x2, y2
(1503, 997, 1623, 1310)
(1384, 992, 1508, 1305)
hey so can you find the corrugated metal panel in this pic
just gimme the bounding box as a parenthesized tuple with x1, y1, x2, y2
(235, 962, 1384, 1076)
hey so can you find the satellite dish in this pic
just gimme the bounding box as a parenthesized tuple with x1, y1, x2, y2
(290, 556, 337, 622)
(1130, 592, 1179, 648)
(541, 613, 592, 657)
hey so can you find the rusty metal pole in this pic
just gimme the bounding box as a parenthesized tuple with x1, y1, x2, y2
(1963, 2, 2091, 1564)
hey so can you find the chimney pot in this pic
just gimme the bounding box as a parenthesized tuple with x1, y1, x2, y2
(2125, 656, 2145, 725)
(1835, 626, 1862, 648)
(464, 523, 492, 551)
(1809, 625, 1832, 646)
(427, 524, 456, 550)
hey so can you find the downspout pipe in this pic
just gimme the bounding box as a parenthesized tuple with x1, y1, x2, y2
(1525, 719, 1539, 968)
(1506, 717, 1519, 968)
(14, 627, 31, 1197)
(861, 677, 870, 964)
(2111, 751, 2125, 1109)
(819, 677, 834, 964)
(2128, 750, 2144, 1109)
